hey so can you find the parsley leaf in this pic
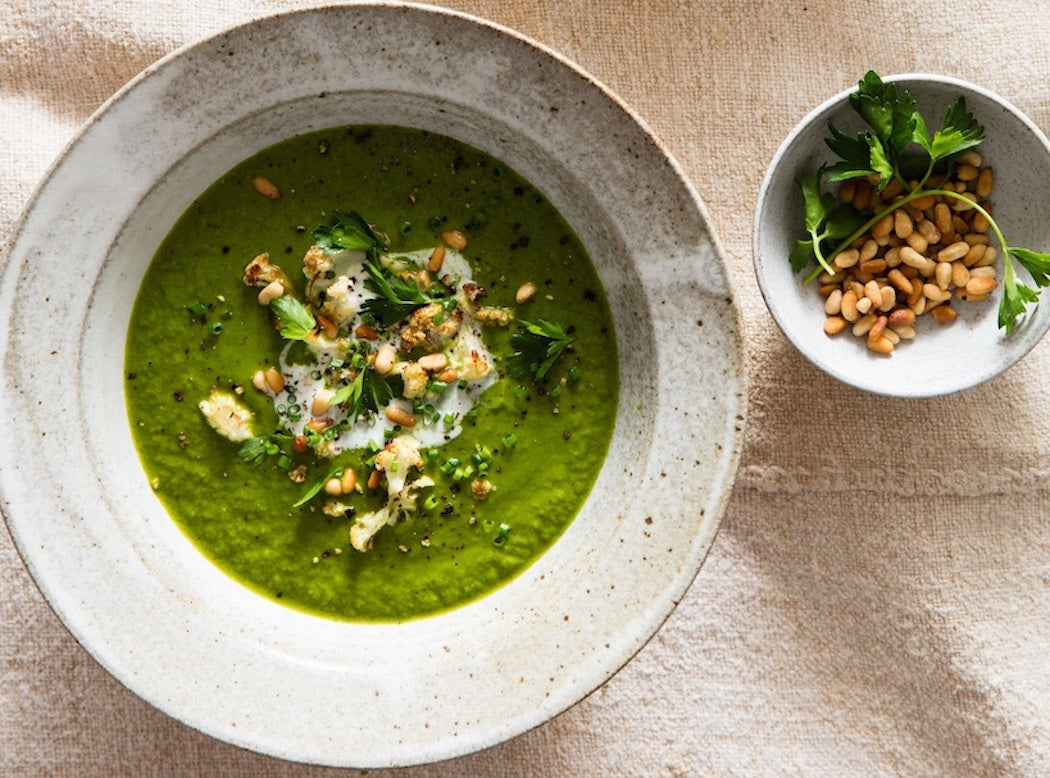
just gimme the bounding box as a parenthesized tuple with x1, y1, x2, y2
(1009, 247, 1050, 288)
(329, 366, 394, 421)
(313, 210, 387, 255)
(236, 434, 291, 465)
(929, 97, 984, 163)
(269, 295, 316, 340)
(506, 319, 574, 382)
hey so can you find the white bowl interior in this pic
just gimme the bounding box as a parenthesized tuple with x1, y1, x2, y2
(754, 74, 1050, 397)
(0, 5, 745, 767)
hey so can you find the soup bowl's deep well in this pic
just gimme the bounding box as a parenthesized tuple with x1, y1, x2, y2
(0, 3, 745, 767)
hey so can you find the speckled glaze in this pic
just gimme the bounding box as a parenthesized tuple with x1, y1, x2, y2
(754, 74, 1050, 397)
(0, 3, 745, 768)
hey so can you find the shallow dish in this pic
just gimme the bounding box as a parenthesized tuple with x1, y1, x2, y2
(754, 73, 1050, 397)
(0, 2, 745, 768)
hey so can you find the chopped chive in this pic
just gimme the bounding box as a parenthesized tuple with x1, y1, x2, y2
(186, 301, 207, 316)
(423, 494, 440, 511)
(276, 454, 292, 470)
(567, 366, 581, 382)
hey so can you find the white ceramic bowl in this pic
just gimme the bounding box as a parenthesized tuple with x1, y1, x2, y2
(0, 3, 746, 768)
(754, 73, 1050, 397)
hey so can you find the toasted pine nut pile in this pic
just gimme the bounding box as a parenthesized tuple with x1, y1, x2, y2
(820, 150, 996, 354)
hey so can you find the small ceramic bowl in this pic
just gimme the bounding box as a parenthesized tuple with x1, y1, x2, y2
(754, 73, 1050, 397)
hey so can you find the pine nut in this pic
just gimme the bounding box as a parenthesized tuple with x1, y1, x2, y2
(970, 266, 997, 279)
(883, 327, 900, 345)
(442, 230, 468, 250)
(966, 276, 997, 295)
(324, 477, 342, 496)
(428, 245, 446, 272)
(923, 283, 951, 303)
(852, 313, 877, 336)
(316, 313, 338, 340)
(265, 367, 285, 393)
(959, 150, 982, 167)
(908, 277, 925, 305)
(856, 296, 873, 315)
(934, 203, 953, 235)
(976, 167, 994, 198)
(839, 179, 857, 203)
(860, 259, 888, 274)
(894, 210, 914, 239)
(918, 218, 941, 245)
(841, 290, 859, 321)
(931, 305, 957, 324)
(306, 419, 331, 433)
(974, 247, 997, 268)
(905, 232, 929, 254)
(385, 404, 416, 427)
(963, 244, 986, 267)
(951, 195, 976, 212)
(888, 308, 915, 328)
(374, 344, 397, 375)
(818, 283, 839, 297)
(972, 211, 990, 233)
(853, 180, 872, 211)
(417, 352, 449, 372)
(890, 323, 916, 339)
(879, 286, 896, 312)
(887, 269, 913, 295)
(872, 214, 894, 238)
(311, 389, 333, 418)
(824, 289, 843, 315)
(252, 175, 281, 199)
(437, 367, 459, 383)
(956, 164, 979, 182)
(257, 279, 284, 305)
(340, 467, 357, 494)
(868, 335, 895, 354)
(834, 249, 860, 269)
(824, 316, 848, 335)
(860, 240, 879, 262)
(868, 315, 888, 342)
(355, 324, 380, 340)
(911, 194, 937, 211)
(367, 469, 382, 490)
(935, 262, 952, 290)
(252, 370, 268, 392)
(900, 246, 935, 275)
(937, 241, 970, 262)
(951, 262, 970, 288)
(516, 282, 537, 303)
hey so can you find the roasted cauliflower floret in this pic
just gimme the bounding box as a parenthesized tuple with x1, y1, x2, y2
(243, 252, 292, 290)
(349, 436, 433, 551)
(198, 389, 255, 442)
(316, 275, 359, 325)
(302, 245, 331, 281)
(473, 306, 515, 327)
(395, 361, 429, 399)
(400, 303, 462, 352)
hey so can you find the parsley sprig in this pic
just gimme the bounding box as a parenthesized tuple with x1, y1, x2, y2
(329, 365, 394, 421)
(269, 295, 316, 340)
(313, 209, 387, 256)
(794, 70, 1050, 334)
(506, 319, 574, 382)
(360, 260, 455, 328)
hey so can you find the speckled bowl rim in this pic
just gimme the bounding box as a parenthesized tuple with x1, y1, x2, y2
(0, 2, 747, 767)
(753, 72, 1050, 397)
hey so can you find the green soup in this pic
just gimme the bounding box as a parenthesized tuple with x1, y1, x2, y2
(125, 125, 618, 622)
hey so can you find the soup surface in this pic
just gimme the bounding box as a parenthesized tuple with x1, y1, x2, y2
(125, 125, 618, 621)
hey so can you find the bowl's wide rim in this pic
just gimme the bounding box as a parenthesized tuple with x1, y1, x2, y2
(752, 71, 1050, 398)
(0, 1, 748, 768)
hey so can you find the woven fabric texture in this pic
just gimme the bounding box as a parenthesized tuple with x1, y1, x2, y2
(4, 1, 1050, 775)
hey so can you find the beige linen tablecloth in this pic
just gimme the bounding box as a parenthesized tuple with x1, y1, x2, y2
(5, 1, 1050, 775)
